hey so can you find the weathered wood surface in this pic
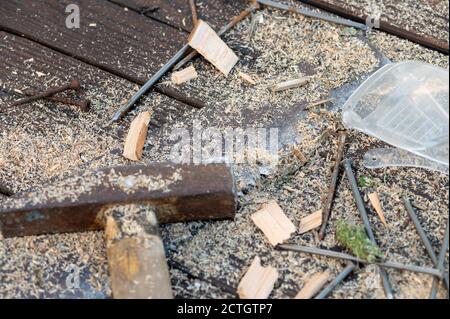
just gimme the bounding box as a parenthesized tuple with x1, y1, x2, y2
(105, 206, 173, 299)
(0, 0, 191, 103)
(0, 31, 192, 194)
(109, 0, 248, 32)
(297, 0, 449, 54)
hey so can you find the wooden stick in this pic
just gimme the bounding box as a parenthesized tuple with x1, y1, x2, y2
(318, 132, 347, 240)
(189, 0, 198, 25)
(238, 72, 257, 85)
(271, 77, 310, 92)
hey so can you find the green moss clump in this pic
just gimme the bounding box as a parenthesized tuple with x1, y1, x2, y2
(336, 220, 383, 262)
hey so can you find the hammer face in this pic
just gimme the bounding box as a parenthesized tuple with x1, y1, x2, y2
(0, 163, 236, 238)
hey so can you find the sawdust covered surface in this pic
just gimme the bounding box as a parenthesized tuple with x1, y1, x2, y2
(1, 1, 449, 299)
(323, 0, 449, 44)
(159, 3, 449, 299)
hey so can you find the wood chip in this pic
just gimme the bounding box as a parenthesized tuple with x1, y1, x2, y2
(251, 200, 296, 246)
(188, 20, 239, 76)
(368, 192, 388, 227)
(299, 210, 323, 234)
(237, 256, 278, 299)
(295, 272, 330, 299)
(238, 71, 256, 85)
(123, 111, 152, 161)
(305, 98, 333, 110)
(171, 66, 198, 85)
(292, 148, 308, 164)
(271, 76, 310, 92)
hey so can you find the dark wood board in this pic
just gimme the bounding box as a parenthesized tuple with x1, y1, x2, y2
(0, 0, 188, 86)
(297, 0, 449, 54)
(0, 31, 192, 194)
(109, 0, 248, 32)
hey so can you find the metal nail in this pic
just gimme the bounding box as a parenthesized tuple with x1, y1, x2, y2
(277, 244, 442, 278)
(10, 80, 80, 107)
(315, 263, 356, 299)
(342, 159, 395, 299)
(23, 89, 90, 112)
(404, 197, 449, 292)
(430, 220, 449, 299)
(256, 0, 367, 30)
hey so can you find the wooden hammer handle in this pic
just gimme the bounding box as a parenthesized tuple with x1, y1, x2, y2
(104, 204, 173, 299)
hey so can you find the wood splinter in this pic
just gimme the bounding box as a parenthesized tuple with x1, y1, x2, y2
(368, 192, 388, 227)
(271, 76, 310, 92)
(295, 272, 330, 299)
(318, 132, 347, 240)
(299, 210, 323, 234)
(237, 256, 278, 299)
(188, 20, 239, 76)
(238, 72, 257, 85)
(123, 111, 152, 161)
(171, 66, 198, 85)
(251, 200, 296, 246)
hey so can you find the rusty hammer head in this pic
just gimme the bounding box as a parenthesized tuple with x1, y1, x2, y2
(0, 163, 237, 239)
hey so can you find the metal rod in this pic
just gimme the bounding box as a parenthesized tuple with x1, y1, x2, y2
(342, 159, 395, 299)
(173, 2, 260, 70)
(319, 132, 346, 240)
(10, 80, 80, 107)
(256, 0, 367, 30)
(111, 44, 191, 122)
(113, 3, 260, 121)
(315, 263, 355, 299)
(430, 220, 449, 299)
(298, 0, 448, 55)
(23, 89, 90, 112)
(404, 197, 449, 291)
(277, 244, 443, 278)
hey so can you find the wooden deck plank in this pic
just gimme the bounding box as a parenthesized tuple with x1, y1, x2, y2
(109, 0, 248, 32)
(0, 0, 187, 85)
(0, 31, 192, 195)
(297, 0, 449, 54)
(0, 31, 200, 298)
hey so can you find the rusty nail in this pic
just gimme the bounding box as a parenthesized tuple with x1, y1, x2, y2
(10, 79, 81, 107)
(22, 89, 90, 112)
